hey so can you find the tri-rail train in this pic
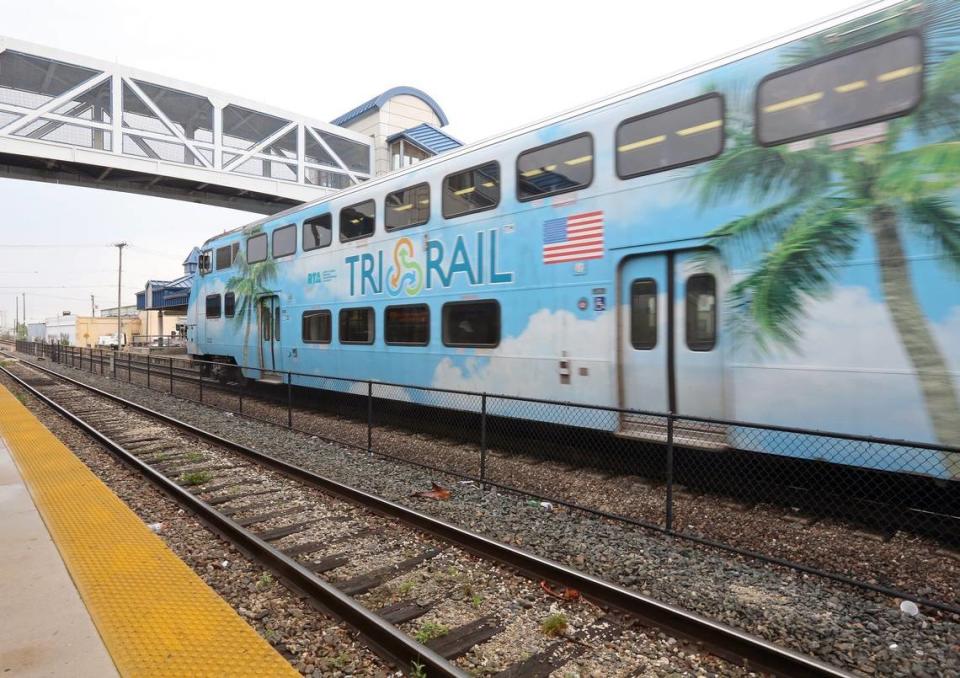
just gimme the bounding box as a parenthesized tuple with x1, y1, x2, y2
(187, 0, 960, 479)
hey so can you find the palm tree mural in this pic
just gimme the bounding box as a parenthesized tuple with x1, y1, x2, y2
(696, 2, 960, 458)
(225, 227, 277, 371)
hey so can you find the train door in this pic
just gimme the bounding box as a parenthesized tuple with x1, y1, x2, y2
(618, 250, 726, 448)
(258, 295, 283, 379)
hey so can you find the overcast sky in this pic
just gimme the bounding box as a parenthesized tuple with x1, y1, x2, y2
(0, 0, 874, 325)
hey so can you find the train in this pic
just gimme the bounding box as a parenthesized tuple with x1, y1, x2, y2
(187, 0, 960, 480)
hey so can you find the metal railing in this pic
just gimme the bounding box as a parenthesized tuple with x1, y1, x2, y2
(13, 339, 960, 613)
(130, 334, 187, 348)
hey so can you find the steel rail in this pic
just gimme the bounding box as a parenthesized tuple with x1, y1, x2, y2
(0, 361, 466, 678)
(2, 355, 849, 677)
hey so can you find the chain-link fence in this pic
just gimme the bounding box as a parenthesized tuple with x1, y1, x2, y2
(14, 339, 960, 612)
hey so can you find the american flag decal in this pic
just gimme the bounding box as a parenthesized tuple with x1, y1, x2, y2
(542, 210, 605, 264)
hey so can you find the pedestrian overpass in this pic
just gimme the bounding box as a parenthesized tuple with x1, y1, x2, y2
(0, 36, 376, 214)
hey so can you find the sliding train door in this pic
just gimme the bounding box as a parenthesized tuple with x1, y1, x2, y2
(258, 295, 283, 378)
(619, 250, 726, 447)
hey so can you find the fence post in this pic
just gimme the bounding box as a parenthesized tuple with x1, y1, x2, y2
(287, 372, 293, 429)
(665, 413, 675, 533)
(169, 358, 174, 395)
(480, 393, 488, 490)
(367, 380, 373, 454)
(127, 353, 132, 382)
(146, 354, 151, 389)
(198, 363, 203, 403)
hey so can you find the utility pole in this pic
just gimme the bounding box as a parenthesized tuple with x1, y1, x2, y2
(91, 294, 95, 318)
(22, 292, 26, 337)
(14, 295, 18, 338)
(115, 242, 127, 349)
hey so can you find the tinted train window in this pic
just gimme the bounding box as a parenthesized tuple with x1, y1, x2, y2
(199, 250, 212, 275)
(685, 274, 716, 351)
(303, 213, 332, 251)
(302, 310, 331, 343)
(630, 279, 657, 350)
(205, 294, 221, 319)
(272, 224, 296, 258)
(224, 292, 235, 318)
(443, 162, 500, 218)
(261, 308, 271, 341)
(247, 233, 267, 263)
(442, 300, 500, 347)
(339, 307, 374, 344)
(517, 134, 593, 201)
(215, 245, 233, 271)
(617, 95, 723, 179)
(385, 183, 430, 231)
(385, 304, 429, 345)
(757, 33, 923, 146)
(340, 200, 375, 242)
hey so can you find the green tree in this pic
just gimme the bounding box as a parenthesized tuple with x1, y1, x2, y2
(225, 233, 277, 371)
(696, 15, 960, 462)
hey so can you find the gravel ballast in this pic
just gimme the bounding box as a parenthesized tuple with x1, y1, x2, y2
(16, 354, 960, 676)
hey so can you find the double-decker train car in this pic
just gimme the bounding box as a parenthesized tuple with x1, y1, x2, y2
(188, 0, 960, 479)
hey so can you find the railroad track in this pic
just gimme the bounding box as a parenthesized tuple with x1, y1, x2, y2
(0, 354, 845, 677)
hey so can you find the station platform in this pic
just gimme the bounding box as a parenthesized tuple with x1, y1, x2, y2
(0, 383, 298, 677)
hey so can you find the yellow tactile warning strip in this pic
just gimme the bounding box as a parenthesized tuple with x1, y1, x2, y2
(0, 383, 299, 677)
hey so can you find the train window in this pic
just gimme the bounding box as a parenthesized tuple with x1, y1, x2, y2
(274, 306, 280, 341)
(385, 304, 430, 345)
(630, 279, 657, 350)
(261, 308, 271, 341)
(617, 94, 724, 179)
(247, 233, 267, 263)
(215, 245, 233, 271)
(340, 200, 375, 242)
(442, 162, 500, 219)
(685, 274, 716, 351)
(339, 307, 374, 344)
(442, 300, 500, 347)
(272, 224, 296, 258)
(517, 133, 593, 201)
(757, 32, 923, 146)
(303, 213, 332, 251)
(199, 250, 212, 275)
(302, 310, 331, 343)
(385, 183, 430, 231)
(224, 292, 236, 318)
(205, 294, 221, 319)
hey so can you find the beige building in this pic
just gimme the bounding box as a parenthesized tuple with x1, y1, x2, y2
(75, 316, 142, 348)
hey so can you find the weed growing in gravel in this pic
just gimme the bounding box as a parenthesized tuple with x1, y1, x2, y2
(185, 451, 205, 463)
(398, 579, 414, 596)
(415, 621, 449, 643)
(179, 471, 212, 486)
(262, 627, 277, 642)
(471, 594, 483, 610)
(410, 661, 427, 678)
(152, 452, 169, 462)
(541, 613, 568, 637)
(329, 652, 351, 669)
(256, 572, 274, 590)
(14, 392, 27, 405)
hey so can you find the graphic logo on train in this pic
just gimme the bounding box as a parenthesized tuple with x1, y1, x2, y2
(386, 237, 424, 297)
(344, 228, 513, 297)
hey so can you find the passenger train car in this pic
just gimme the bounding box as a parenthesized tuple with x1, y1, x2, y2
(188, 0, 960, 479)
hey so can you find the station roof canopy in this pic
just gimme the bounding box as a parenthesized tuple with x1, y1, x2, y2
(386, 123, 462, 156)
(136, 275, 191, 311)
(331, 86, 450, 127)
